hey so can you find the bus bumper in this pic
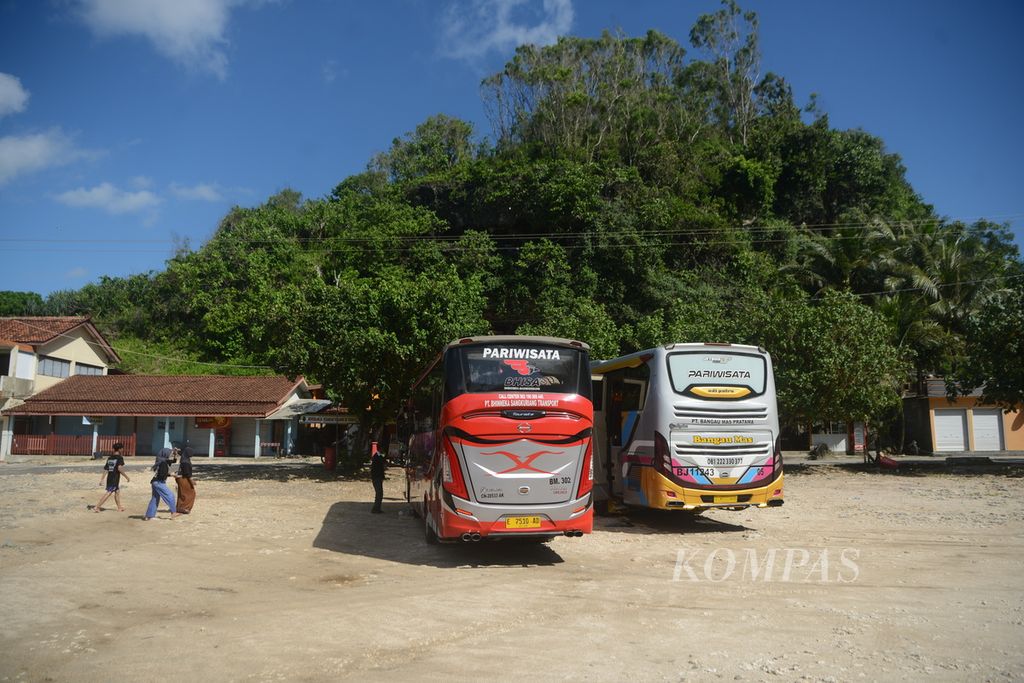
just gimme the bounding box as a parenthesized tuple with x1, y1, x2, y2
(637, 470, 784, 511)
(438, 493, 594, 540)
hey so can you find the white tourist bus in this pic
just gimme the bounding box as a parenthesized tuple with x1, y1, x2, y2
(591, 342, 784, 513)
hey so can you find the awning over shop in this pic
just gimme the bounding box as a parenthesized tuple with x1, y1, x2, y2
(264, 399, 332, 421)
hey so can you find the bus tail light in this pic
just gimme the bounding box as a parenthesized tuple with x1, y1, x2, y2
(576, 439, 594, 498)
(654, 431, 671, 478)
(442, 435, 470, 499)
(774, 436, 783, 474)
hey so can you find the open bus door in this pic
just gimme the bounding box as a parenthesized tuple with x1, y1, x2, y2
(591, 375, 611, 509)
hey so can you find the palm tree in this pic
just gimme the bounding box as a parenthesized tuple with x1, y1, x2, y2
(782, 218, 897, 296)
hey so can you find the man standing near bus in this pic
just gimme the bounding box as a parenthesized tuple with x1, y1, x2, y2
(370, 441, 386, 513)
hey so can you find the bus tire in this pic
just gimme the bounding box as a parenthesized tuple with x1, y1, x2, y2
(424, 508, 439, 545)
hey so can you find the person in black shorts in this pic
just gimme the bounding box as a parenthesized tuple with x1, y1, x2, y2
(94, 443, 130, 512)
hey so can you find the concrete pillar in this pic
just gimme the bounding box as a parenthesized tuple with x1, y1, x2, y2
(0, 415, 11, 461)
(91, 421, 99, 456)
(254, 418, 262, 458)
(163, 418, 171, 449)
(285, 419, 294, 456)
(208, 428, 215, 458)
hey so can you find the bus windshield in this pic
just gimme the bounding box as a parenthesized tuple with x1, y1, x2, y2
(454, 344, 585, 394)
(667, 350, 767, 396)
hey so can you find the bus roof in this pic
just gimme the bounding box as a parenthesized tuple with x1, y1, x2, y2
(591, 342, 768, 375)
(445, 335, 590, 351)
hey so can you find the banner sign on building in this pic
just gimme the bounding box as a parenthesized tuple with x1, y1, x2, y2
(300, 414, 357, 425)
(195, 416, 232, 429)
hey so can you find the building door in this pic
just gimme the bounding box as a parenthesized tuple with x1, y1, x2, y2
(933, 409, 967, 452)
(151, 418, 184, 453)
(971, 409, 1004, 451)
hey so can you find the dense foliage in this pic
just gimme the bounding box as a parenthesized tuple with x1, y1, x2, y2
(4, 2, 1020, 448)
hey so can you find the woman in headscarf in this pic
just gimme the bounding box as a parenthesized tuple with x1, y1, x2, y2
(175, 442, 196, 514)
(144, 447, 179, 521)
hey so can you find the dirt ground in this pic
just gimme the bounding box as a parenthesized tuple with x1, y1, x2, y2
(1, 459, 1022, 682)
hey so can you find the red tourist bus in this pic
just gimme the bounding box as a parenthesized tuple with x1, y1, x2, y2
(399, 336, 594, 543)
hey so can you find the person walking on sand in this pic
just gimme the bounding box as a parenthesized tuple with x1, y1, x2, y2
(145, 447, 179, 521)
(175, 442, 196, 514)
(94, 442, 129, 512)
(370, 441, 386, 513)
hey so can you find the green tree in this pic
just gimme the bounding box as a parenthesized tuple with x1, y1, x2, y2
(954, 277, 1024, 408)
(371, 114, 476, 184)
(0, 291, 45, 315)
(483, 29, 688, 168)
(771, 121, 929, 226)
(274, 266, 489, 471)
(659, 281, 905, 426)
(687, 0, 761, 146)
(164, 200, 314, 364)
(771, 291, 906, 424)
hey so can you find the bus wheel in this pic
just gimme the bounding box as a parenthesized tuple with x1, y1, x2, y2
(424, 508, 439, 545)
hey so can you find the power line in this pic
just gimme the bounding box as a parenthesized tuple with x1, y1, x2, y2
(839, 272, 1024, 299)
(3, 229, 1022, 255)
(7, 272, 1020, 372)
(0, 212, 1020, 248)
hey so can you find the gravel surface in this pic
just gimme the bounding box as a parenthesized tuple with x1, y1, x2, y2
(1, 462, 1022, 681)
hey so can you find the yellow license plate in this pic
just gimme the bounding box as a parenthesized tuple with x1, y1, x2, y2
(716, 496, 738, 503)
(505, 516, 542, 529)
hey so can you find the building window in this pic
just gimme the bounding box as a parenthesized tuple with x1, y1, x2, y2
(15, 351, 35, 380)
(75, 362, 104, 376)
(812, 421, 847, 434)
(38, 356, 70, 378)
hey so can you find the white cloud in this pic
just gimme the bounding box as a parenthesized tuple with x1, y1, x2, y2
(0, 129, 87, 185)
(75, 0, 257, 80)
(441, 0, 573, 61)
(56, 182, 161, 214)
(65, 267, 89, 279)
(322, 59, 338, 84)
(170, 182, 222, 201)
(0, 73, 30, 118)
(130, 175, 154, 189)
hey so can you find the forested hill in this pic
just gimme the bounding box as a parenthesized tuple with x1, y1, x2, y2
(4, 1, 1022, 431)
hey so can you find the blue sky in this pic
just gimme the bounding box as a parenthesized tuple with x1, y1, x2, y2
(1, 0, 1022, 297)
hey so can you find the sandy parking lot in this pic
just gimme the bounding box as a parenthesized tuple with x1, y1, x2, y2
(0, 459, 1022, 682)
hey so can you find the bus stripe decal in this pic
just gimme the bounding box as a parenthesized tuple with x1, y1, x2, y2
(446, 426, 592, 445)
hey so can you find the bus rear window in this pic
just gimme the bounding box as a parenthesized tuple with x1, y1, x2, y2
(667, 351, 767, 397)
(455, 345, 585, 394)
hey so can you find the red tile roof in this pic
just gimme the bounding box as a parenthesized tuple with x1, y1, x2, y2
(0, 317, 121, 363)
(3, 375, 306, 417)
(0, 316, 88, 343)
